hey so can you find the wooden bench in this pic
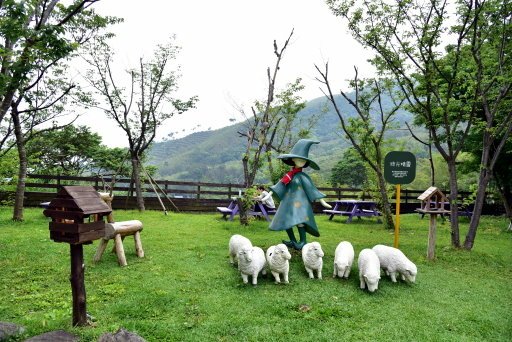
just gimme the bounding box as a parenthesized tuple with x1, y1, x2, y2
(216, 200, 237, 220)
(93, 220, 144, 267)
(93, 192, 144, 267)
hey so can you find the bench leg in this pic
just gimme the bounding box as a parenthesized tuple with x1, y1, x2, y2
(93, 238, 109, 263)
(134, 231, 144, 258)
(114, 234, 128, 267)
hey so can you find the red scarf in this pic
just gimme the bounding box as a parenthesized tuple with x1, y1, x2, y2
(281, 167, 302, 185)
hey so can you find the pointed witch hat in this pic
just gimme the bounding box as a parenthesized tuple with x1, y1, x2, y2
(277, 139, 320, 170)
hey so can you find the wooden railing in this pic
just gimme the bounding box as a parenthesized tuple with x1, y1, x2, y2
(0, 173, 485, 214)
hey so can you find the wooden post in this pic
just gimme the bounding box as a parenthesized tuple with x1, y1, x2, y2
(394, 184, 401, 248)
(427, 214, 437, 260)
(114, 234, 128, 267)
(70, 244, 87, 326)
(134, 231, 144, 258)
(197, 184, 201, 199)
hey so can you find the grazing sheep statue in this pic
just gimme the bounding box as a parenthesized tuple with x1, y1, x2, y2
(333, 241, 354, 279)
(372, 244, 417, 283)
(358, 248, 381, 292)
(266, 244, 292, 284)
(238, 246, 267, 285)
(302, 241, 324, 279)
(228, 234, 252, 266)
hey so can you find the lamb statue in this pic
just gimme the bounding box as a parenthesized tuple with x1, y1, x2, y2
(372, 244, 417, 283)
(238, 245, 267, 285)
(358, 248, 381, 292)
(301, 241, 324, 279)
(333, 241, 354, 280)
(228, 234, 252, 267)
(266, 243, 292, 284)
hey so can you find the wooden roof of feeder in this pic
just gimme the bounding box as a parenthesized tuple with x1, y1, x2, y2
(44, 186, 112, 217)
(417, 186, 447, 202)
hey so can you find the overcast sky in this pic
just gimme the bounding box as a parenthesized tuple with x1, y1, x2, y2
(77, 0, 375, 147)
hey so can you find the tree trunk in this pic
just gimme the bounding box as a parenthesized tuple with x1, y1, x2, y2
(447, 160, 460, 248)
(12, 110, 26, 221)
(464, 170, 491, 249)
(376, 171, 394, 230)
(131, 157, 145, 211)
(494, 174, 512, 224)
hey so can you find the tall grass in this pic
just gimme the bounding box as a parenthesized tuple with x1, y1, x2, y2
(0, 207, 511, 341)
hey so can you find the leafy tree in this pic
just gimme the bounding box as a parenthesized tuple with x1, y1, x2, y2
(461, 0, 512, 248)
(0, 0, 119, 220)
(236, 29, 295, 224)
(316, 67, 403, 230)
(84, 37, 198, 211)
(330, 147, 367, 188)
(326, 0, 505, 248)
(27, 125, 102, 176)
(26, 124, 131, 178)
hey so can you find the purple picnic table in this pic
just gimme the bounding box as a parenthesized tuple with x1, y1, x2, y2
(216, 199, 276, 222)
(323, 200, 382, 223)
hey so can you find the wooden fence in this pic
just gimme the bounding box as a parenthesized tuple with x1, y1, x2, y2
(0, 173, 500, 215)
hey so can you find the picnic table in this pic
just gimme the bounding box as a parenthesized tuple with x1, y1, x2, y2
(323, 200, 382, 223)
(216, 199, 276, 222)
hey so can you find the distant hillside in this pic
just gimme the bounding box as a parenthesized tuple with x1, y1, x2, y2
(148, 93, 421, 184)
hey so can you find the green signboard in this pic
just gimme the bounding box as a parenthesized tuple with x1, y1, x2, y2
(384, 151, 416, 185)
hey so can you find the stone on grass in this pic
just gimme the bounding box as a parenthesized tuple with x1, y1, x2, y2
(0, 321, 25, 341)
(24, 330, 78, 342)
(97, 328, 146, 342)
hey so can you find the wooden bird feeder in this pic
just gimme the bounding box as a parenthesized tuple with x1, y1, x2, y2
(43, 186, 112, 326)
(415, 187, 450, 260)
(416, 186, 449, 214)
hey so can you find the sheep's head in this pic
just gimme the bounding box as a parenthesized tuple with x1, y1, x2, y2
(238, 246, 253, 263)
(335, 262, 347, 275)
(275, 244, 292, 260)
(364, 274, 381, 292)
(309, 242, 324, 258)
(403, 262, 417, 283)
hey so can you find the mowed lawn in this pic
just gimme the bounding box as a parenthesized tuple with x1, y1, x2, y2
(0, 207, 511, 341)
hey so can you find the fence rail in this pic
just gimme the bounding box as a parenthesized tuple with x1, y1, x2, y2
(1, 173, 497, 214)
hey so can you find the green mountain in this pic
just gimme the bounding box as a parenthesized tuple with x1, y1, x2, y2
(148, 94, 420, 184)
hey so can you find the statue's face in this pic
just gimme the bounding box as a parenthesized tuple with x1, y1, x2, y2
(292, 158, 307, 168)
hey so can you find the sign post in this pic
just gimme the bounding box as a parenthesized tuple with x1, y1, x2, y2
(384, 151, 416, 248)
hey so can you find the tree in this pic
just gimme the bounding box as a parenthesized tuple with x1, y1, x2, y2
(239, 29, 295, 189)
(234, 30, 295, 225)
(316, 66, 402, 229)
(462, 0, 512, 249)
(27, 125, 102, 176)
(0, 0, 118, 220)
(84, 37, 198, 211)
(330, 147, 367, 188)
(327, 0, 487, 247)
(26, 124, 130, 177)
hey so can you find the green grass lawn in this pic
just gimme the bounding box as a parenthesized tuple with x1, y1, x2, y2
(0, 207, 511, 341)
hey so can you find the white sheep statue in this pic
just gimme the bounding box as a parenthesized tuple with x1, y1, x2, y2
(358, 248, 381, 292)
(266, 244, 292, 284)
(228, 234, 252, 266)
(301, 241, 324, 279)
(372, 244, 417, 283)
(333, 241, 354, 280)
(238, 246, 267, 285)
